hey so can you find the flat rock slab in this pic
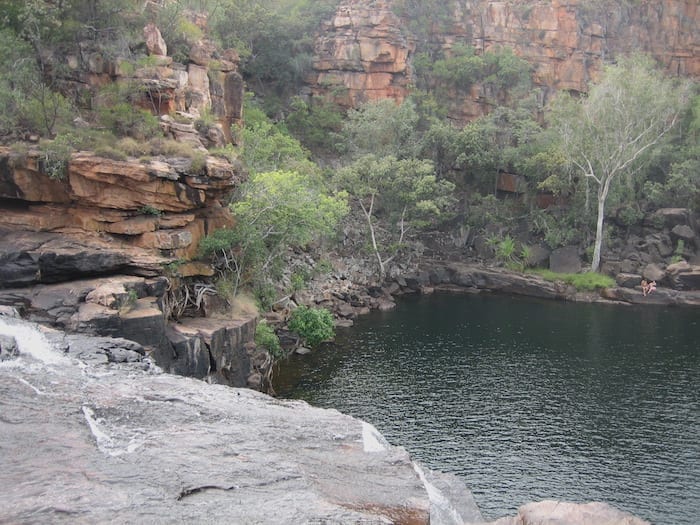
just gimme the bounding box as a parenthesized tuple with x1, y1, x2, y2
(0, 319, 431, 524)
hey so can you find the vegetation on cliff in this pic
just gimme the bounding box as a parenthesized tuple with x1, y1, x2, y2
(1, 0, 699, 314)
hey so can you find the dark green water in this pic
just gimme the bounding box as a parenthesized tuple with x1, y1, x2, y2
(274, 293, 700, 524)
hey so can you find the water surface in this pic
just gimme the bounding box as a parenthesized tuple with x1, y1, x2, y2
(274, 293, 700, 524)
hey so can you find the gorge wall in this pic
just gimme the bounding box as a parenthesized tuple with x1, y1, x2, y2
(0, 23, 271, 390)
(308, 0, 700, 121)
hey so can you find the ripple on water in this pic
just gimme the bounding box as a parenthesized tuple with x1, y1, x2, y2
(274, 294, 700, 525)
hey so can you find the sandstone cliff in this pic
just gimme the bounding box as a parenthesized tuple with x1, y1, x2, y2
(308, 0, 699, 121)
(0, 21, 272, 390)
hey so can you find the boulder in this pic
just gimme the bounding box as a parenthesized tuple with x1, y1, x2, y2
(671, 224, 696, 244)
(666, 261, 700, 290)
(441, 263, 574, 300)
(549, 246, 582, 274)
(527, 244, 551, 268)
(491, 500, 650, 525)
(0, 334, 19, 361)
(649, 208, 690, 229)
(642, 263, 666, 282)
(166, 316, 263, 388)
(615, 273, 642, 288)
(143, 23, 167, 56)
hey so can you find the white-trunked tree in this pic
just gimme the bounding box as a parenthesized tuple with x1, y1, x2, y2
(549, 55, 691, 272)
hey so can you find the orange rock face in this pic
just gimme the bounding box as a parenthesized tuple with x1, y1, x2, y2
(0, 148, 243, 259)
(309, 0, 415, 107)
(308, 0, 700, 121)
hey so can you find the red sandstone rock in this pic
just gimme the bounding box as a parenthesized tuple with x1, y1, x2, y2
(309, 0, 699, 122)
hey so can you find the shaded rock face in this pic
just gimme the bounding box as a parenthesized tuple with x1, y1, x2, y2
(0, 230, 270, 390)
(309, 0, 700, 121)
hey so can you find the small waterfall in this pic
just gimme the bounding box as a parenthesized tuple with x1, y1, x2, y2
(0, 316, 68, 366)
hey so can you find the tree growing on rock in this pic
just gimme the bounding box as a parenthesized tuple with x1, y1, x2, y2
(548, 55, 691, 272)
(199, 169, 348, 301)
(333, 154, 456, 281)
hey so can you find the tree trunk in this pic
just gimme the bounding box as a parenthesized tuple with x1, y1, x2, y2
(591, 177, 612, 272)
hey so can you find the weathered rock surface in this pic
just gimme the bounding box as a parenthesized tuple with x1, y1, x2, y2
(0, 150, 242, 259)
(0, 317, 436, 524)
(550, 246, 582, 274)
(417, 262, 575, 301)
(310, 0, 415, 107)
(489, 499, 650, 525)
(310, 0, 700, 122)
(0, 230, 271, 389)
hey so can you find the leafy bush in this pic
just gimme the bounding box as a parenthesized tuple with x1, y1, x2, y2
(288, 306, 335, 348)
(94, 145, 128, 162)
(531, 269, 615, 291)
(38, 133, 79, 179)
(672, 239, 686, 263)
(255, 320, 282, 359)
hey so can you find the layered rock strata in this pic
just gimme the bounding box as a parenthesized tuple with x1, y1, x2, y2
(0, 229, 269, 389)
(0, 148, 242, 259)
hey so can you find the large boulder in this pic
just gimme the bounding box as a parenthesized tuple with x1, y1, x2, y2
(549, 246, 582, 274)
(666, 261, 700, 290)
(0, 321, 433, 524)
(490, 500, 650, 525)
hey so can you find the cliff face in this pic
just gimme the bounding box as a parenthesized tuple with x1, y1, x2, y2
(0, 22, 266, 390)
(308, 0, 699, 120)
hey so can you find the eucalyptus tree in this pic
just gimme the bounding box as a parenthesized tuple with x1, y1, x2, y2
(334, 154, 456, 281)
(549, 55, 691, 272)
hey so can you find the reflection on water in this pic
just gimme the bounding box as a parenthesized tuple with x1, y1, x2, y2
(274, 293, 700, 524)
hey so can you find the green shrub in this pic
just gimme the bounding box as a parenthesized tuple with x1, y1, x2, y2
(94, 145, 128, 162)
(255, 320, 282, 359)
(138, 205, 161, 216)
(38, 133, 78, 179)
(531, 269, 615, 291)
(671, 239, 686, 263)
(288, 305, 335, 348)
(148, 137, 199, 158)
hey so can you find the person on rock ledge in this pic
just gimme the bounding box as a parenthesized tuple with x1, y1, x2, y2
(641, 279, 657, 296)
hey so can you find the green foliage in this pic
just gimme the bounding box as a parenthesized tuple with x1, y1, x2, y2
(340, 99, 420, 160)
(532, 269, 616, 291)
(199, 170, 348, 297)
(38, 133, 79, 179)
(242, 96, 316, 174)
(255, 320, 282, 358)
(415, 44, 532, 108)
(93, 145, 128, 162)
(672, 240, 686, 264)
(138, 205, 162, 216)
(285, 96, 345, 152)
(288, 305, 335, 348)
(548, 54, 692, 271)
(209, 0, 340, 99)
(0, 27, 73, 139)
(96, 83, 161, 140)
(487, 234, 532, 271)
(334, 154, 456, 278)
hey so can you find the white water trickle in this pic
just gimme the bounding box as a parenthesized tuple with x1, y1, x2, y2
(0, 317, 68, 366)
(362, 421, 389, 452)
(413, 463, 465, 525)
